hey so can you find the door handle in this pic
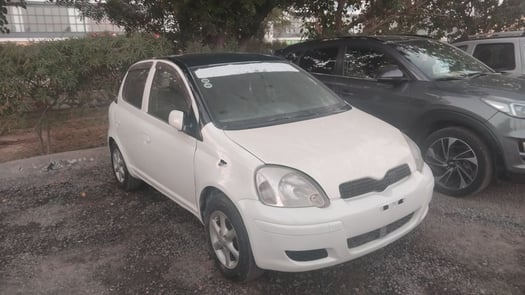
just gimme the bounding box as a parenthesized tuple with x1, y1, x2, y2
(341, 89, 355, 96)
(143, 134, 151, 144)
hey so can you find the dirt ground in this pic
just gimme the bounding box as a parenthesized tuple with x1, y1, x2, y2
(0, 148, 523, 294)
(0, 107, 108, 163)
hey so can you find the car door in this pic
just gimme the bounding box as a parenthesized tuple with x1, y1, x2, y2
(139, 61, 198, 213)
(116, 61, 153, 173)
(296, 44, 343, 91)
(328, 43, 425, 133)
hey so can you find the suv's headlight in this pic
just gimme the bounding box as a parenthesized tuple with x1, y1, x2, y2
(483, 98, 525, 118)
(403, 134, 424, 172)
(255, 165, 329, 208)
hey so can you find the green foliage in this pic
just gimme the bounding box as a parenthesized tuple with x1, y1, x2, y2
(0, 34, 173, 153)
(293, 0, 525, 41)
(55, 0, 293, 48)
(0, 34, 172, 117)
(184, 38, 287, 54)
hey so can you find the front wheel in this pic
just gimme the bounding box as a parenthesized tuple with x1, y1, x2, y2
(204, 193, 263, 282)
(423, 127, 493, 197)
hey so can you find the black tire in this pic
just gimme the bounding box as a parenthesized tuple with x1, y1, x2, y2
(204, 193, 263, 282)
(422, 127, 493, 197)
(110, 144, 142, 191)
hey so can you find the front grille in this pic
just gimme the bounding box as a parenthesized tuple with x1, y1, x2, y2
(339, 164, 411, 199)
(347, 212, 414, 249)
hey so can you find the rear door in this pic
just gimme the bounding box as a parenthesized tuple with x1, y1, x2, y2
(296, 44, 343, 91)
(116, 61, 153, 173)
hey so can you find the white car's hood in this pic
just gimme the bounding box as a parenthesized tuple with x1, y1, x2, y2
(224, 109, 416, 199)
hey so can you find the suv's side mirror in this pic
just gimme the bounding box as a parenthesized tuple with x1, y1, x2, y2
(168, 110, 184, 131)
(377, 65, 407, 82)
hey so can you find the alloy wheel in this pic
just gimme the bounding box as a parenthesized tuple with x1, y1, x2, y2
(425, 137, 479, 190)
(209, 211, 240, 269)
(112, 149, 126, 183)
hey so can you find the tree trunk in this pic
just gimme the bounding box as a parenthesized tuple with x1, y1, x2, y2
(236, 1, 276, 48)
(34, 105, 50, 155)
(45, 119, 51, 154)
(214, 32, 227, 49)
(335, 0, 347, 32)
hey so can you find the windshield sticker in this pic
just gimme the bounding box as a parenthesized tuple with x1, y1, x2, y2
(194, 62, 299, 79)
(200, 78, 213, 88)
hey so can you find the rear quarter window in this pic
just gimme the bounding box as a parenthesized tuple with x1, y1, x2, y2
(122, 62, 152, 109)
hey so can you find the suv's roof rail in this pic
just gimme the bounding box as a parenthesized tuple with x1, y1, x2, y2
(383, 33, 434, 39)
(467, 31, 525, 40)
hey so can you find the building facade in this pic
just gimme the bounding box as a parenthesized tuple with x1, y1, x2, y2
(1, 1, 122, 43)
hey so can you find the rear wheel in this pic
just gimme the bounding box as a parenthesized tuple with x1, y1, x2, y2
(423, 127, 493, 197)
(110, 144, 142, 191)
(204, 193, 263, 282)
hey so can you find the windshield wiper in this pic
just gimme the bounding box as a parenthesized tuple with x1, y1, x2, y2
(462, 72, 489, 79)
(435, 76, 465, 81)
(435, 72, 489, 81)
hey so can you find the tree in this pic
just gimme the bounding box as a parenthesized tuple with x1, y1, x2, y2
(0, 0, 25, 33)
(56, 0, 293, 48)
(293, 0, 525, 41)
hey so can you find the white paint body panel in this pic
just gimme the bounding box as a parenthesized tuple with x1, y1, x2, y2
(108, 59, 434, 273)
(224, 108, 416, 199)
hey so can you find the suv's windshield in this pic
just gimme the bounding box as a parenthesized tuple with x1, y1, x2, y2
(392, 39, 493, 80)
(192, 62, 350, 130)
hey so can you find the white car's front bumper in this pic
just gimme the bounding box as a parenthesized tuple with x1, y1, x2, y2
(237, 164, 434, 272)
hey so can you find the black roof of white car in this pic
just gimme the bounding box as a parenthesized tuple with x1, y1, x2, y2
(161, 53, 283, 68)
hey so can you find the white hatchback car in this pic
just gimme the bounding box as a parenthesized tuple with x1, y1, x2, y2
(108, 53, 434, 281)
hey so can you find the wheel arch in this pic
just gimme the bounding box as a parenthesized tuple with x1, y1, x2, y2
(199, 186, 227, 223)
(107, 136, 137, 178)
(410, 111, 505, 176)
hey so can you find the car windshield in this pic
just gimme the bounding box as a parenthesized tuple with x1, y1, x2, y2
(392, 39, 493, 80)
(191, 62, 350, 130)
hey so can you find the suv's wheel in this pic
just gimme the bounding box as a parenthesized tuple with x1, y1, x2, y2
(204, 193, 263, 282)
(423, 127, 493, 197)
(110, 144, 142, 191)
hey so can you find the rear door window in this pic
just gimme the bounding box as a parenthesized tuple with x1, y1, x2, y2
(344, 47, 400, 79)
(122, 62, 152, 109)
(299, 47, 339, 74)
(284, 51, 302, 64)
(473, 43, 516, 71)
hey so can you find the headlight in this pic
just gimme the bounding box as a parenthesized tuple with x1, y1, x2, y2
(483, 98, 525, 118)
(403, 134, 424, 172)
(255, 165, 329, 208)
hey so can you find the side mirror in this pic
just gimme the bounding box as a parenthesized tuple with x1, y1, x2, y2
(168, 110, 184, 131)
(377, 65, 407, 82)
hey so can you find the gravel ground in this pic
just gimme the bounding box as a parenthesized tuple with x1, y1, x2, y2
(0, 147, 524, 295)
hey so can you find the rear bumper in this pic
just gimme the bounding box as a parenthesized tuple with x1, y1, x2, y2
(237, 164, 434, 272)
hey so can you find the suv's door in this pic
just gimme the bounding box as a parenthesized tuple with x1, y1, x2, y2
(329, 42, 425, 132)
(139, 61, 198, 213)
(297, 44, 343, 90)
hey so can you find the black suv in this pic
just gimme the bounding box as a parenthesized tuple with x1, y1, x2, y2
(276, 35, 525, 196)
